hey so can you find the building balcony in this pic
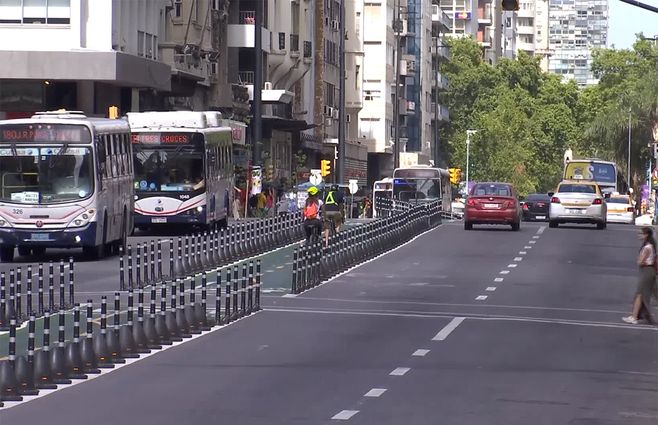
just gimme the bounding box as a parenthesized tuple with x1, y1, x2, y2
(431, 4, 452, 31)
(517, 25, 534, 35)
(290, 34, 300, 57)
(227, 21, 271, 53)
(238, 71, 255, 85)
(433, 72, 449, 90)
(517, 41, 535, 52)
(434, 45, 451, 60)
(431, 103, 450, 122)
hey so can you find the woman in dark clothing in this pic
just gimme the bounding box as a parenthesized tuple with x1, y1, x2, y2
(623, 227, 656, 324)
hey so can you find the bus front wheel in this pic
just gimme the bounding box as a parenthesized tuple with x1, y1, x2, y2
(0, 245, 14, 262)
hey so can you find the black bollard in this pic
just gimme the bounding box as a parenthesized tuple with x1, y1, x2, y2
(172, 280, 191, 338)
(119, 246, 126, 291)
(58, 260, 65, 311)
(240, 264, 247, 317)
(184, 277, 200, 334)
(165, 281, 183, 342)
(0, 272, 7, 331)
(16, 314, 38, 395)
(291, 248, 299, 294)
(157, 240, 163, 281)
(127, 244, 134, 290)
(224, 268, 232, 324)
(220, 230, 228, 266)
(93, 296, 113, 368)
(26, 265, 33, 318)
(155, 281, 173, 345)
(255, 260, 262, 311)
(0, 319, 23, 401)
(50, 310, 71, 384)
(142, 285, 161, 349)
(142, 242, 149, 286)
(151, 240, 156, 283)
(119, 290, 140, 358)
(214, 270, 222, 325)
(231, 266, 239, 321)
(80, 300, 100, 374)
(177, 279, 194, 335)
(65, 304, 87, 379)
(132, 288, 150, 353)
(107, 292, 125, 363)
(68, 258, 74, 307)
(48, 261, 55, 312)
(135, 244, 142, 288)
(34, 311, 56, 389)
(8, 270, 16, 323)
(16, 267, 22, 321)
(247, 262, 254, 315)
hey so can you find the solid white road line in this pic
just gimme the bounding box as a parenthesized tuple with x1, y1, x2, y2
(364, 388, 387, 397)
(500, 270, 510, 274)
(494, 277, 504, 282)
(475, 295, 488, 301)
(412, 349, 430, 357)
(390, 367, 411, 376)
(332, 410, 360, 420)
(432, 317, 465, 341)
(485, 287, 497, 291)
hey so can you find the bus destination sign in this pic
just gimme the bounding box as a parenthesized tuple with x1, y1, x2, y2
(0, 124, 91, 143)
(131, 133, 193, 145)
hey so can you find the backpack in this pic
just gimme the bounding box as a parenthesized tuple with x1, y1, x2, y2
(304, 201, 319, 219)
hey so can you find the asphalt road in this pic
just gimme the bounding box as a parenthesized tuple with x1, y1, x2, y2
(3, 221, 657, 424)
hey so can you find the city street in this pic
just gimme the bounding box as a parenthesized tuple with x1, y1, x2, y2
(3, 221, 657, 424)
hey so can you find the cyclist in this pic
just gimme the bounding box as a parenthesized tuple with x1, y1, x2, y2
(323, 184, 344, 247)
(303, 186, 323, 245)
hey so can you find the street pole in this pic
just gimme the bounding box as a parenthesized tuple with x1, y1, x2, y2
(628, 110, 632, 189)
(337, 0, 346, 184)
(393, 0, 401, 170)
(465, 130, 477, 195)
(253, 0, 263, 167)
(434, 36, 440, 167)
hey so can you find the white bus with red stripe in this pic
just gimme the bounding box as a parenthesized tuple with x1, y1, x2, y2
(127, 111, 238, 231)
(0, 110, 134, 262)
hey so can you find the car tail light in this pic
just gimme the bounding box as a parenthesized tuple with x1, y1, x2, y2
(627, 207, 634, 212)
(522, 203, 529, 210)
(592, 198, 603, 205)
(551, 197, 560, 204)
(466, 198, 476, 206)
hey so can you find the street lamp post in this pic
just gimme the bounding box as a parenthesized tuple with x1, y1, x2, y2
(628, 110, 632, 188)
(465, 130, 477, 195)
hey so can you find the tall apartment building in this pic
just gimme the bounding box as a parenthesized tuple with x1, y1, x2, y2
(0, 0, 171, 118)
(438, 0, 502, 64)
(547, 0, 608, 86)
(514, 0, 553, 70)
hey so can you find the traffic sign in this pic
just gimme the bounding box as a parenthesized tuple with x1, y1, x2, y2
(348, 179, 358, 195)
(309, 169, 322, 186)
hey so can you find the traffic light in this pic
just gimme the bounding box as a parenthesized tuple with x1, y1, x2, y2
(449, 167, 461, 185)
(320, 159, 331, 177)
(108, 106, 119, 119)
(501, 0, 519, 10)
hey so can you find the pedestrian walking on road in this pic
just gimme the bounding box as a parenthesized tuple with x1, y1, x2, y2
(623, 227, 657, 325)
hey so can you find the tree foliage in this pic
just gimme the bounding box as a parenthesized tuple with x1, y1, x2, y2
(439, 36, 658, 195)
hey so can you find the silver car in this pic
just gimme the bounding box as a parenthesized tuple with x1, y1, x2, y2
(548, 181, 607, 229)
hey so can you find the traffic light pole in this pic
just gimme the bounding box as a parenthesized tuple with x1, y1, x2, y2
(393, 0, 401, 170)
(252, 0, 263, 167)
(337, 0, 346, 184)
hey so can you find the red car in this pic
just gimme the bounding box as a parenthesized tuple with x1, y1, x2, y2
(464, 182, 522, 231)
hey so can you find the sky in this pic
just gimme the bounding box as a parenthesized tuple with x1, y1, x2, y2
(608, 0, 658, 49)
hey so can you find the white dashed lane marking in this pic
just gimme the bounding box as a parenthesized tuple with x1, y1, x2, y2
(432, 317, 465, 341)
(412, 349, 430, 357)
(524, 246, 532, 249)
(475, 295, 488, 301)
(514, 257, 523, 261)
(532, 235, 540, 239)
(519, 251, 527, 255)
(529, 241, 536, 244)
(486, 286, 497, 291)
(332, 410, 360, 420)
(508, 264, 517, 268)
(364, 388, 387, 398)
(390, 367, 411, 376)
(537, 226, 546, 234)
(494, 277, 504, 282)
(500, 270, 510, 275)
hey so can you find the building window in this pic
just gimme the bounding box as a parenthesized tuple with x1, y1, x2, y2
(325, 82, 335, 107)
(137, 31, 145, 57)
(0, 0, 70, 24)
(174, 0, 182, 18)
(211, 0, 219, 10)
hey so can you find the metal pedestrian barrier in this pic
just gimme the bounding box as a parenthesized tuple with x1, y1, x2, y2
(0, 261, 263, 403)
(119, 213, 304, 290)
(291, 200, 442, 294)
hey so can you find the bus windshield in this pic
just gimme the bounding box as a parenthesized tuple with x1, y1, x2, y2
(133, 146, 204, 192)
(0, 146, 94, 204)
(393, 178, 441, 201)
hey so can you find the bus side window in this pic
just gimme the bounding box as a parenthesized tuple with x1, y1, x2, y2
(117, 133, 124, 176)
(111, 134, 119, 178)
(126, 133, 134, 174)
(97, 135, 107, 188)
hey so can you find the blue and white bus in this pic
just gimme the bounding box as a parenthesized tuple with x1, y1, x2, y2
(392, 165, 451, 210)
(0, 110, 134, 261)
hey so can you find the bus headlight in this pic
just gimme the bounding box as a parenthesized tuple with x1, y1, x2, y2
(68, 209, 96, 228)
(196, 206, 204, 213)
(0, 214, 11, 228)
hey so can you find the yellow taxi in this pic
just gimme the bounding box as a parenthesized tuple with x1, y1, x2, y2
(606, 194, 634, 224)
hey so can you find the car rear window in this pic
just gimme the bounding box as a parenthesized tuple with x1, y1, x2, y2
(607, 197, 630, 204)
(558, 184, 596, 194)
(471, 184, 512, 196)
(526, 194, 550, 201)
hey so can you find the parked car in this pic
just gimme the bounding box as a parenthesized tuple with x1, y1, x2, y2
(606, 194, 634, 224)
(522, 193, 550, 221)
(548, 180, 607, 229)
(464, 182, 522, 231)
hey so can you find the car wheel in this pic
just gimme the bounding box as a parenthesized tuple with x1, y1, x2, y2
(511, 221, 520, 231)
(0, 245, 14, 262)
(464, 221, 473, 230)
(549, 220, 558, 228)
(17, 246, 31, 257)
(597, 222, 606, 230)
